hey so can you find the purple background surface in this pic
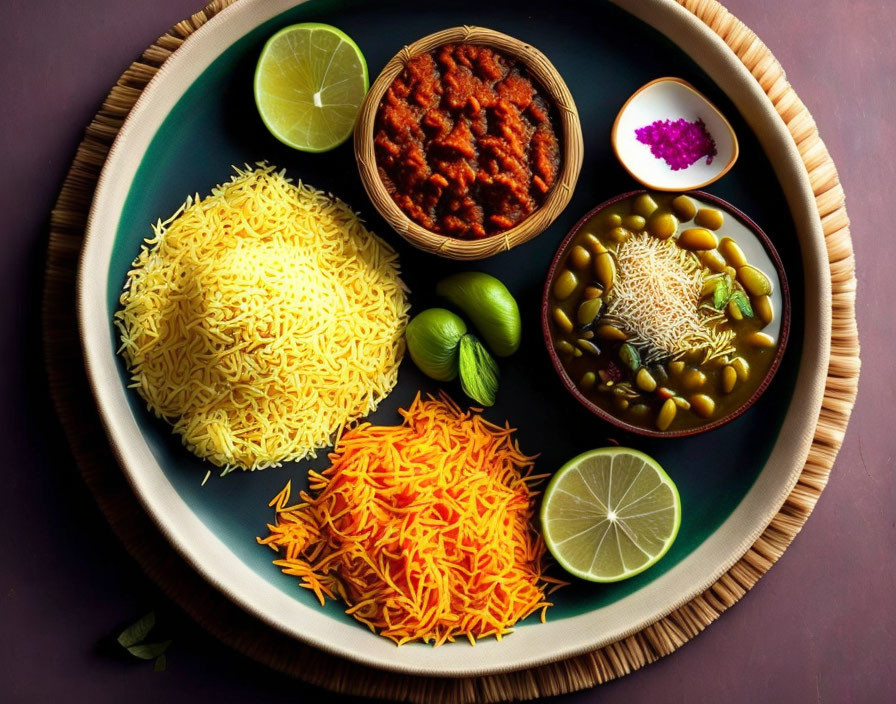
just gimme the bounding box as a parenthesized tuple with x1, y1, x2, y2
(2, 0, 893, 701)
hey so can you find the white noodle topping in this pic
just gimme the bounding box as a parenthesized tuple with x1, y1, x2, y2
(604, 234, 734, 363)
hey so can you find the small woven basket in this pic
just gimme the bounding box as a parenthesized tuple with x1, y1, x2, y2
(354, 25, 584, 260)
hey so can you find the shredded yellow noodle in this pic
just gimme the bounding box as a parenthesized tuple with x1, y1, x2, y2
(114, 164, 409, 471)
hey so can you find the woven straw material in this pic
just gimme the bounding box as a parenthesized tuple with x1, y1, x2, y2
(354, 26, 584, 260)
(42, 0, 859, 700)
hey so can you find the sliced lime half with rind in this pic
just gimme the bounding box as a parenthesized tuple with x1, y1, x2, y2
(541, 447, 681, 582)
(254, 23, 368, 153)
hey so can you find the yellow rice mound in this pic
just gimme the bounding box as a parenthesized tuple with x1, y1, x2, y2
(114, 164, 409, 471)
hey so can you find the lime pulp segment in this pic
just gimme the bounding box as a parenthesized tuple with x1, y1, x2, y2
(254, 23, 368, 152)
(541, 448, 681, 582)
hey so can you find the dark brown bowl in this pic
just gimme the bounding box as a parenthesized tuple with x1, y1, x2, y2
(541, 189, 791, 438)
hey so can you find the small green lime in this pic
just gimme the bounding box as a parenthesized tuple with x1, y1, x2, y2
(541, 447, 681, 582)
(254, 23, 368, 153)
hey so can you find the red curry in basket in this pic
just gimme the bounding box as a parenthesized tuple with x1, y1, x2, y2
(374, 43, 561, 240)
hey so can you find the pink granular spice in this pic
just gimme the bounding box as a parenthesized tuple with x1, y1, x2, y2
(635, 118, 717, 171)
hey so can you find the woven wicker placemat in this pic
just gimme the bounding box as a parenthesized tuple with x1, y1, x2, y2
(41, 0, 860, 700)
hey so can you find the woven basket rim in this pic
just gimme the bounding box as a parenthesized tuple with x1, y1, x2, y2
(353, 25, 584, 260)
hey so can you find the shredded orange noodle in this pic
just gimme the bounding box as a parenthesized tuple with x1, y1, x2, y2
(259, 393, 565, 645)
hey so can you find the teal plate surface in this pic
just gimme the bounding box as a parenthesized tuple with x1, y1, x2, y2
(80, 0, 819, 676)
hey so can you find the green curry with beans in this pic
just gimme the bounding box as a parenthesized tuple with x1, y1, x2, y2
(548, 192, 783, 433)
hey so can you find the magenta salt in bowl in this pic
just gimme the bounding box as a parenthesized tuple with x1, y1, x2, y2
(612, 77, 738, 191)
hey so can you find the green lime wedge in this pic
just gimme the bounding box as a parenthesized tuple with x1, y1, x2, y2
(541, 448, 681, 582)
(254, 23, 368, 153)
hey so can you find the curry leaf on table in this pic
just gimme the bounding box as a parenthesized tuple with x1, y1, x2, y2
(127, 640, 172, 660)
(117, 611, 156, 648)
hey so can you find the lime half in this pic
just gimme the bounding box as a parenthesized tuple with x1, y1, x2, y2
(541, 448, 681, 582)
(254, 23, 368, 152)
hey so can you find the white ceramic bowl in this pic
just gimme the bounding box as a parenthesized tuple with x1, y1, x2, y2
(612, 77, 738, 190)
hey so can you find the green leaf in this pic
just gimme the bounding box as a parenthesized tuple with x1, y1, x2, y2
(127, 640, 172, 660)
(713, 276, 730, 309)
(729, 290, 754, 318)
(117, 612, 156, 648)
(458, 334, 500, 407)
(154, 654, 167, 672)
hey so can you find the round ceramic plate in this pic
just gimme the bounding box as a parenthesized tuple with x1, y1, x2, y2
(78, 0, 830, 677)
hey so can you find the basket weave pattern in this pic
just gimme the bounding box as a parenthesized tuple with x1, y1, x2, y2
(354, 26, 584, 260)
(42, 0, 859, 701)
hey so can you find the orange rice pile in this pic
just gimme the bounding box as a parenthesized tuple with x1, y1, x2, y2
(259, 393, 564, 645)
